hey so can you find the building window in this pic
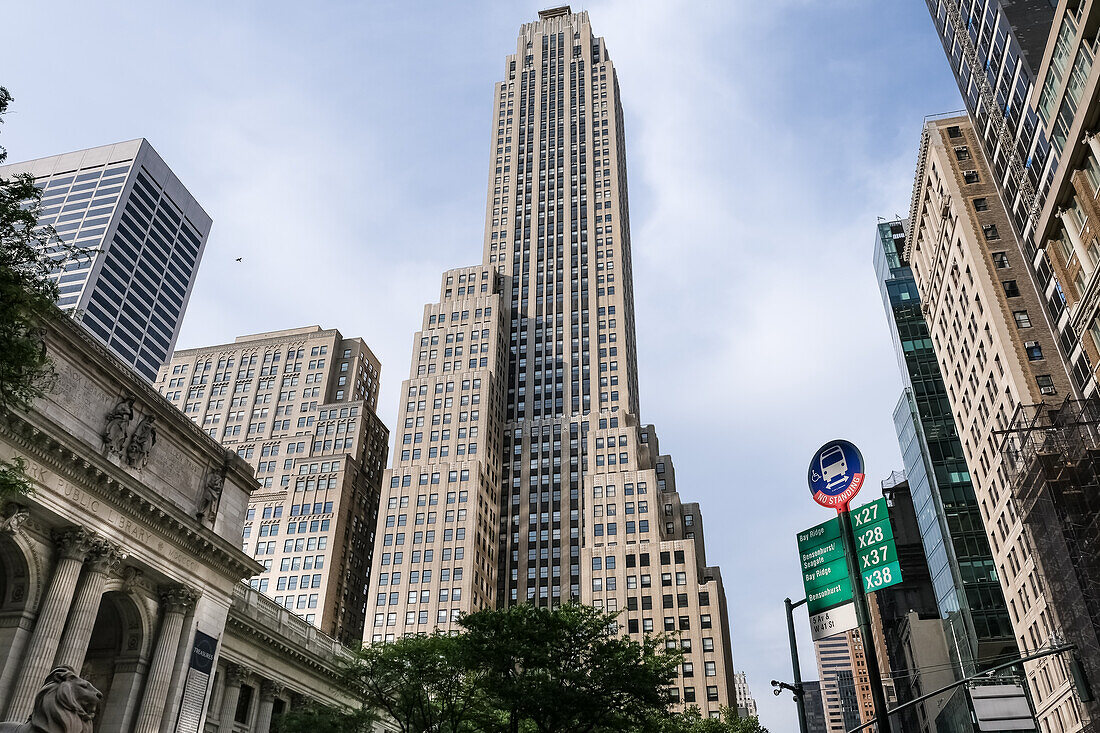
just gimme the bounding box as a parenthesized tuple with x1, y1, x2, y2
(1013, 311, 1032, 328)
(1037, 374, 1056, 395)
(964, 170, 980, 184)
(954, 146, 971, 161)
(992, 251, 1009, 268)
(1026, 341, 1044, 361)
(947, 125, 962, 138)
(982, 224, 1000, 241)
(974, 197, 989, 212)
(1002, 280, 1020, 297)
(234, 684, 254, 723)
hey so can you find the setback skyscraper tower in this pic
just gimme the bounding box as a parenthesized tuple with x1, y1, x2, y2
(365, 6, 738, 714)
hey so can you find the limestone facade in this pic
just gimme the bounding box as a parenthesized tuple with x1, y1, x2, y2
(0, 312, 357, 732)
(907, 115, 1085, 731)
(158, 326, 389, 646)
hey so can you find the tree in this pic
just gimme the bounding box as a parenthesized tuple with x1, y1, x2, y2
(459, 603, 681, 733)
(0, 86, 81, 500)
(343, 632, 487, 733)
(657, 707, 770, 733)
(274, 702, 375, 733)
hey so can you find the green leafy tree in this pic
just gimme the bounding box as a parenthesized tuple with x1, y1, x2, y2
(0, 87, 87, 501)
(343, 631, 487, 733)
(274, 701, 375, 733)
(0, 86, 64, 500)
(658, 707, 769, 733)
(460, 603, 681, 733)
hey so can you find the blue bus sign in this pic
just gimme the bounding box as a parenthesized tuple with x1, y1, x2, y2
(807, 440, 865, 509)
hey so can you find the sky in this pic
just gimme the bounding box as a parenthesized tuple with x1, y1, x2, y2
(1, 1, 964, 728)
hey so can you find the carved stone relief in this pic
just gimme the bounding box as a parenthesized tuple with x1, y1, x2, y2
(196, 451, 232, 526)
(124, 416, 157, 469)
(100, 397, 134, 457)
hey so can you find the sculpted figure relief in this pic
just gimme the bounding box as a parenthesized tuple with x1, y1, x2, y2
(197, 469, 225, 525)
(125, 415, 157, 468)
(100, 397, 134, 457)
(0, 666, 101, 733)
(0, 504, 29, 534)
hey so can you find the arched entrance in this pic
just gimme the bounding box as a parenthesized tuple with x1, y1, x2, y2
(0, 531, 36, 715)
(80, 590, 146, 732)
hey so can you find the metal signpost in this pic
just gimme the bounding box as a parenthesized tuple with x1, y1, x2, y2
(796, 439, 895, 733)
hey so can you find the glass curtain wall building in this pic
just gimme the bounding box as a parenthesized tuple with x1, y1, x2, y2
(874, 221, 1018, 678)
(0, 139, 211, 381)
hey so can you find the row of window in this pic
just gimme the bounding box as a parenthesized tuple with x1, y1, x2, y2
(376, 587, 464, 606)
(374, 608, 461, 627)
(377, 567, 463, 586)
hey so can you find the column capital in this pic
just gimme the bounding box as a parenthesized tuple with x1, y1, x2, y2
(85, 537, 123, 574)
(259, 679, 284, 701)
(52, 526, 93, 561)
(224, 662, 248, 687)
(121, 565, 143, 591)
(158, 584, 199, 614)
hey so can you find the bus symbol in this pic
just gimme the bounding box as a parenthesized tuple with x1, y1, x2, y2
(819, 446, 848, 490)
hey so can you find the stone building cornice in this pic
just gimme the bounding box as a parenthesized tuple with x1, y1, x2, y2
(0, 411, 262, 583)
(907, 126, 932, 262)
(225, 584, 352, 685)
(166, 327, 343, 360)
(43, 309, 255, 486)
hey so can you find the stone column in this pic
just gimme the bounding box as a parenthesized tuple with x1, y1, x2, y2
(54, 538, 121, 670)
(253, 680, 283, 733)
(216, 663, 247, 733)
(133, 585, 197, 733)
(4, 527, 92, 722)
(1060, 207, 1095, 278)
(1086, 131, 1100, 164)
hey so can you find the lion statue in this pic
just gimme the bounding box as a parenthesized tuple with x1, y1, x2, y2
(0, 667, 101, 733)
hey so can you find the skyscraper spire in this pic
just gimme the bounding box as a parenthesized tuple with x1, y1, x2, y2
(366, 8, 738, 713)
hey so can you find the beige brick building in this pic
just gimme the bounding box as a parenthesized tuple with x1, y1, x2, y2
(813, 631, 874, 732)
(907, 115, 1084, 730)
(158, 326, 389, 647)
(363, 6, 738, 716)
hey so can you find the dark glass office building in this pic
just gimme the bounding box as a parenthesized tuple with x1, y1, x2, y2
(0, 139, 211, 381)
(874, 220, 1018, 679)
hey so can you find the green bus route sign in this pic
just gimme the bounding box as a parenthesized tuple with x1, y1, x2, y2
(797, 497, 903, 616)
(851, 498, 903, 594)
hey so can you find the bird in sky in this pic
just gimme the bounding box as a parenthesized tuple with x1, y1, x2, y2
(235, 257, 242, 262)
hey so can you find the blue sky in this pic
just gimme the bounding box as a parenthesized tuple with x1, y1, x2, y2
(2, 1, 964, 728)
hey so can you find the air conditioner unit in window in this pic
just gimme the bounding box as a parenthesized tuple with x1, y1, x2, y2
(1040, 386, 1057, 395)
(1026, 341, 1038, 348)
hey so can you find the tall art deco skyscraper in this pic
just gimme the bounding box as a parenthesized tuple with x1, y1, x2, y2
(365, 6, 738, 714)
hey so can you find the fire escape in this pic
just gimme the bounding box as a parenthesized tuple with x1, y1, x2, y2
(1001, 398, 1100, 727)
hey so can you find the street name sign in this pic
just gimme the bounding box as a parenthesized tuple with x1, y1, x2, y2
(797, 516, 858, 639)
(809, 603, 859, 642)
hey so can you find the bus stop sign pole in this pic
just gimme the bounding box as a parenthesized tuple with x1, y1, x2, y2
(807, 440, 892, 732)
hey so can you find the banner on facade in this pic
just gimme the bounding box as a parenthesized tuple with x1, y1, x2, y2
(175, 630, 219, 733)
